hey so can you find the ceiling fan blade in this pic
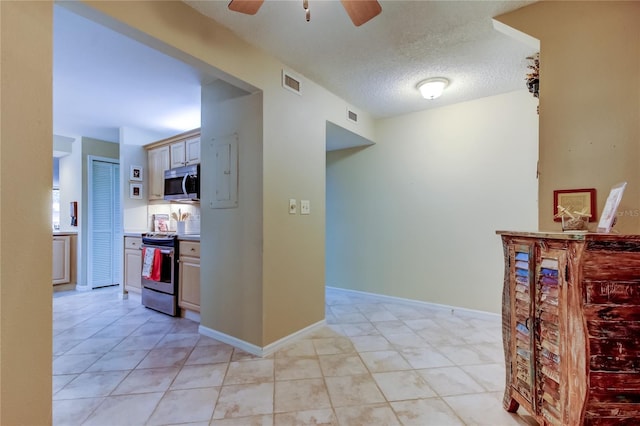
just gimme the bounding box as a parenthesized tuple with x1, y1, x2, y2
(228, 0, 265, 15)
(340, 0, 382, 27)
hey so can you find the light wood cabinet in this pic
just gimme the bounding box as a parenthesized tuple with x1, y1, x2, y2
(178, 240, 200, 312)
(124, 237, 142, 293)
(52, 235, 70, 284)
(170, 137, 200, 169)
(146, 130, 200, 201)
(147, 145, 170, 200)
(498, 231, 640, 425)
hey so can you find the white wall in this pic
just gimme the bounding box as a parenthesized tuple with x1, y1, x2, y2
(58, 136, 83, 233)
(119, 126, 169, 232)
(327, 90, 539, 314)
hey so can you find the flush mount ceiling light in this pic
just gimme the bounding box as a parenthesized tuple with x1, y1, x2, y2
(417, 78, 449, 100)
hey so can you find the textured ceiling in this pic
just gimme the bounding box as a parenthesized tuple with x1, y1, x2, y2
(52, 1, 538, 145)
(185, 0, 538, 118)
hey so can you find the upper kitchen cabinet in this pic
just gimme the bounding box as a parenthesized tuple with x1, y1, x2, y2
(148, 145, 170, 200)
(145, 129, 200, 201)
(170, 137, 200, 169)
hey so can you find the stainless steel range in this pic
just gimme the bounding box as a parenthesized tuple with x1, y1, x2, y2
(141, 233, 179, 316)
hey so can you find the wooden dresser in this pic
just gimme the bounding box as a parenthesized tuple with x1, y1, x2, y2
(497, 231, 640, 425)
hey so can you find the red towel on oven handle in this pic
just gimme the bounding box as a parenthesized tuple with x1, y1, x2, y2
(150, 249, 162, 281)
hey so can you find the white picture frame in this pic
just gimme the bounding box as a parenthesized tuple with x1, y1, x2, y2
(130, 165, 143, 181)
(129, 183, 143, 199)
(597, 182, 627, 233)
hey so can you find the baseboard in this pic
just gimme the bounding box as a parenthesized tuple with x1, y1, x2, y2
(261, 319, 326, 357)
(53, 283, 76, 292)
(326, 286, 499, 319)
(198, 326, 264, 357)
(199, 319, 326, 357)
(182, 309, 201, 323)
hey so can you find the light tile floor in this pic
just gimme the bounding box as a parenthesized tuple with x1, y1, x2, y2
(53, 286, 538, 425)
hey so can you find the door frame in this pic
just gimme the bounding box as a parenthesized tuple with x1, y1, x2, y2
(87, 155, 121, 289)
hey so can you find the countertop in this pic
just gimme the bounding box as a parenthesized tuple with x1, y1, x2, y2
(123, 232, 200, 242)
(53, 231, 78, 236)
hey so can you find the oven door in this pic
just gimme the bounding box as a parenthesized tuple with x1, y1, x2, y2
(141, 245, 175, 294)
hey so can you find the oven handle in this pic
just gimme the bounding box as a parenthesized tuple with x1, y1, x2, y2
(141, 246, 174, 255)
(182, 173, 189, 196)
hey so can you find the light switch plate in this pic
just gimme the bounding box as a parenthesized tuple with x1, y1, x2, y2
(289, 199, 297, 214)
(301, 200, 310, 215)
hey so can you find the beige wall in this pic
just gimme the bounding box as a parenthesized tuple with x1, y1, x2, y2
(73, 0, 373, 345)
(327, 90, 539, 313)
(0, 1, 53, 424)
(496, 1, 640, 233)
(200, 84, 264, 346)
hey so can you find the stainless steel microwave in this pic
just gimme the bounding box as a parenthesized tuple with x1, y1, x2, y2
(164, 164, 200, 201)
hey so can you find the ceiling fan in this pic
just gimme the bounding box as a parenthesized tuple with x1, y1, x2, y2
(228, 0, 382, 27)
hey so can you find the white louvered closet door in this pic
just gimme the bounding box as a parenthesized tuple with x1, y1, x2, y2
(89, 159, 121, 288)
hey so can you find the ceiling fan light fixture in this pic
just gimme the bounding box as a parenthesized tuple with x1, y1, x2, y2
(417, 78, 449, 100)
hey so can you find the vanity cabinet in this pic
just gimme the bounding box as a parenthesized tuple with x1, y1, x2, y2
(52, 235, 70, 284)
(178, 240, 200, 312)
(123, 236, 142, 293)
(498, 231, 640, 425)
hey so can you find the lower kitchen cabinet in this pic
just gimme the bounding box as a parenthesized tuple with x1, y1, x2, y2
(52, 235, 70, 284)
(179, 240, 200, 312)
(124, 236, 142, 293)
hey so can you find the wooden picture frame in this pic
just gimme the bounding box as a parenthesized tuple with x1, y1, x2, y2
(553, 188, 597, 222)
(129, 183, 143, 199)
(129, 165, 143, 181)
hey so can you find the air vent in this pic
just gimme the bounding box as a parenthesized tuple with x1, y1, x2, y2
(282, 70, 302, 95)
(347, 108, 358, 123)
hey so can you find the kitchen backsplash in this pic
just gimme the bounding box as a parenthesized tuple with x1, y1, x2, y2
(148, 203, 201, 233)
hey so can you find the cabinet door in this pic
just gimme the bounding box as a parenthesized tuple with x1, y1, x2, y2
(52, 236, 71, 284)
(170, 141, 186, 169)
(185, 137, 200, 165)
(179, 254, 200, 312)
(124, 249, 142, 292)
(534, 247, 567, 425)
(124, 238, 142, 292)
(148, 146, 170, 200)
(507, 241, 535, 406)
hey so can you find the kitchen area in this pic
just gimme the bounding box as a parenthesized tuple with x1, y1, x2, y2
(54, 127, 206, 324)
(122, 128, 203, 322)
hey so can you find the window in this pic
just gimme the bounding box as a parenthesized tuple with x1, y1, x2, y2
(52, 188, 60, 230)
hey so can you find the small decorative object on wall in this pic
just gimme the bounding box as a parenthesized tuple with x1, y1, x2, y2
(597, 182, 627, 233)
(525, 52, 539, 114)
(129, 183, 143, 199)
(553, 188, 597, 222)
(525, 53, 539, 98)
(130, 165, 143, 181)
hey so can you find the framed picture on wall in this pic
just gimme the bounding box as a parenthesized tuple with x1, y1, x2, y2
(129, 183, 143, 199)
(130, 165, 143, 181)
(553, 188, 597, 222)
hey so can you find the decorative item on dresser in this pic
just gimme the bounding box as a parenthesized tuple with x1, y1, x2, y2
(497, 231, 640, 425)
